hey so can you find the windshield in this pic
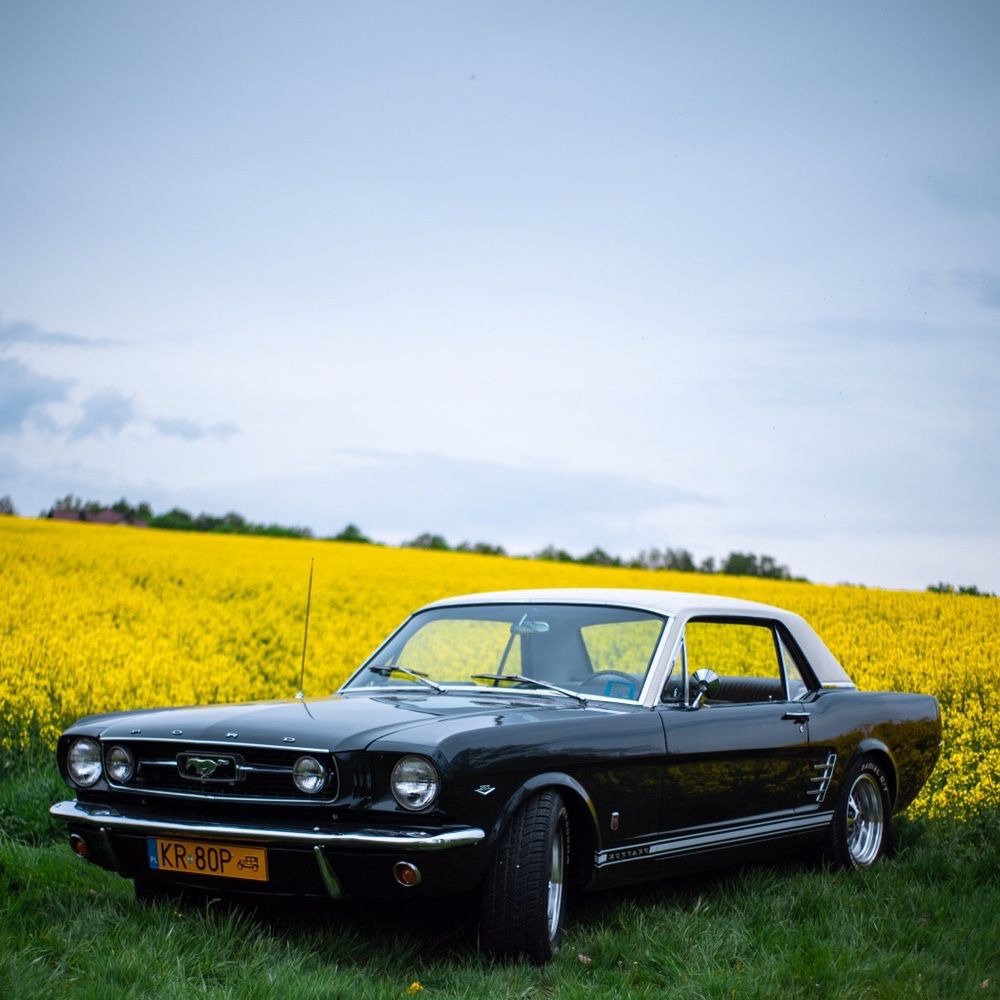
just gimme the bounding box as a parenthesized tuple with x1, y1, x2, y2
(343, 603, 667, 703)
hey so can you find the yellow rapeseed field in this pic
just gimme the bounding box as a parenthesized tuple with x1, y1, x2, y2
(2, 517, 997, 819)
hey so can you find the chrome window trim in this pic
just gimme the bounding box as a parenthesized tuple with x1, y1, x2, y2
(644, 616, 687, 708)
(635, 613, 675, 708)
(342, 601, 672, 708)
(651, 612, 832, 707)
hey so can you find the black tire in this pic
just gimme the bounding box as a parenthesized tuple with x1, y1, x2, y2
(823, 755, 892, 869)
(480, 789, 569, 964)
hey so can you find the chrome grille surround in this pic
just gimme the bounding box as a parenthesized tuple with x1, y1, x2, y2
(102, 738, 340, 804)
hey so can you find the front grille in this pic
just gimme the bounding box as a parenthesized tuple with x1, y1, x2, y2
(103, 740, 340, 803)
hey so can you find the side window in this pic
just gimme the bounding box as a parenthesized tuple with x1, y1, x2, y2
(684, 621, 786, 703)
(777, 632, 807, 699)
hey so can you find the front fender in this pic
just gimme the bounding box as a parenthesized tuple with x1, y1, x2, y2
(483, 772, 603, 889)
(485, 771, 601, 855)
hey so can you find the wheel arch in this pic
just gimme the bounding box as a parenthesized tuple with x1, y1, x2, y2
(485, 772, 600, 888)
(851, 739, 899, 810)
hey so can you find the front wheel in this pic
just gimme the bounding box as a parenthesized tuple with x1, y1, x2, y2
(480, 789, 569, 964)
(823, 756, 892, 868)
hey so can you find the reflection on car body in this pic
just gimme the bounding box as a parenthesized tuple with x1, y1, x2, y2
(51, 588, 941, 963)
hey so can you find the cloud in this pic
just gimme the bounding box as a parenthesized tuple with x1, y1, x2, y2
(271, 448, 716, 552)
(0, 319, 117, 350)
(152, 417, 240, 441)
(69, 390, 135, 440)
(0, 357, 74, 433)
(153, 417, 240, 441)
(953, 269, 1000, 309)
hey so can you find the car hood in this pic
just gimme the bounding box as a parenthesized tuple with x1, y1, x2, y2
(67, 690, 598, 752)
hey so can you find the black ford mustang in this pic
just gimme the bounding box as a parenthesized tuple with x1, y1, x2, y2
(51, 588, 941, 963)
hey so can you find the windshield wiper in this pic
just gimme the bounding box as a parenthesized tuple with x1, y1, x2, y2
(470, 673, 588, 706)
(368, 664, 446, 694)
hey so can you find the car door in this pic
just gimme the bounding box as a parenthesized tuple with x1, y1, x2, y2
(655, 617, 823, 844)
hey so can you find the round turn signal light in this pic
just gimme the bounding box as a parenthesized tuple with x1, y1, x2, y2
(393, 861, 421, 887)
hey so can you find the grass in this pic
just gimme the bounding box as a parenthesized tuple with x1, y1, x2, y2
(2, 751, 998, 999)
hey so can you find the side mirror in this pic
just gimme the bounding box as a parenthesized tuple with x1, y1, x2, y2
(690, 668, 720, 709)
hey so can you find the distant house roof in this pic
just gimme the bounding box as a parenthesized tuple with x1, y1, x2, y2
(49, 508, 146, 526)
(51, 509, 83, 521)
(89, 509, 129, 525)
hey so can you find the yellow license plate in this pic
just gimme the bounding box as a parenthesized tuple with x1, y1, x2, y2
(147, 837, 268, 882)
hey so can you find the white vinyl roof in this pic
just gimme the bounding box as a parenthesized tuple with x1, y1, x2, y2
(422, 588, 855, 687)
(425, 587, 784, 617)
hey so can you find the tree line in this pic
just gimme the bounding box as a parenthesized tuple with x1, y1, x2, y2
(400, 531, 805, 581)
(4, 494, 992, 594)
(42, 494, 313, 539)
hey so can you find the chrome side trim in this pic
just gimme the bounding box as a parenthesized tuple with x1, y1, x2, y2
(50, 800, 485, 852)
(594, 810, 834, 867)
(313, 846, 345, 898)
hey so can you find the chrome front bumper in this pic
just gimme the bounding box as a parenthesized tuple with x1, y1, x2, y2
(50, 799, 486, 851)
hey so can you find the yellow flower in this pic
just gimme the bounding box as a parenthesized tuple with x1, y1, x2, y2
(3, 516, 998, 819)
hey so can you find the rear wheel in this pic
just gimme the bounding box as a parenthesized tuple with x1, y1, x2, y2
(480, 789, 569, 964)
(823, 756, 892, 868)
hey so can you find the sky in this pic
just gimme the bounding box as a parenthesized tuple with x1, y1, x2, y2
(1, 1, 999, 591)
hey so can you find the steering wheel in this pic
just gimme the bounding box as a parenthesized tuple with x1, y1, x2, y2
(579, 670, 639, 694)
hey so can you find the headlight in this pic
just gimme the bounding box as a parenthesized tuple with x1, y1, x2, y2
(391, 755, 440, 810)
(105, 744, 135, 783)
(67, 737, 102, 787)
(292, 755, 327, 794)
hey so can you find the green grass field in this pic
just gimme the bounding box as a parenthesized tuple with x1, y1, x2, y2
(2, 751, 998, 999)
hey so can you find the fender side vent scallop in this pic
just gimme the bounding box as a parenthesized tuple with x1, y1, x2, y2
(807, 753, 838, 803)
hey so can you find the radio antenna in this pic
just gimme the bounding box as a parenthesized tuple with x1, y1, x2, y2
(295, 558, 314, 700)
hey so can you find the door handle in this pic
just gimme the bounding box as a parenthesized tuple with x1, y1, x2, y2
(782, 710, 810, 723)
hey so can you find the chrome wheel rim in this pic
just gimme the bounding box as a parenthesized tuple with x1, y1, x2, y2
(546, 824, 565, 941)
(846, 773, 884, 866)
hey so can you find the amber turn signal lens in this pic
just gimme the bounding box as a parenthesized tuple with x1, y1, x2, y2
(393, 861, 421, 887)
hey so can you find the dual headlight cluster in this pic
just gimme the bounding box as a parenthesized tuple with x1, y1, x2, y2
(64, 738, 331, 795)
(65, 738, 439, 809)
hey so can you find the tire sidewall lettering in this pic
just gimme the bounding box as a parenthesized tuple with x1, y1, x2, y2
(859, 759, 890, 798)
